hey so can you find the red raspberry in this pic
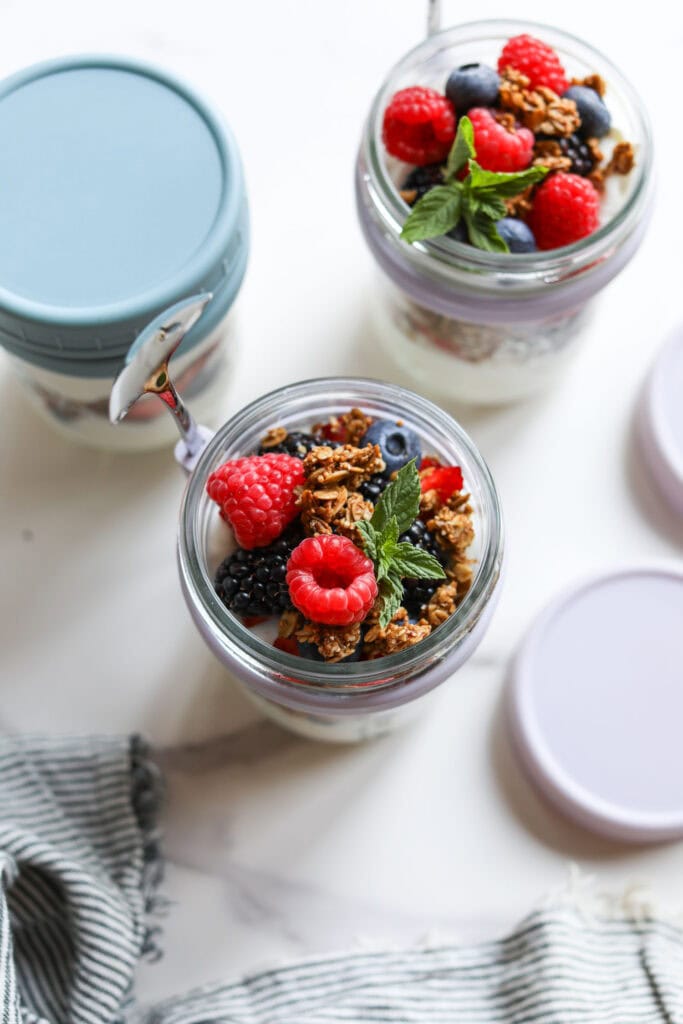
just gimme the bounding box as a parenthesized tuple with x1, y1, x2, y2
(383, 86, 456, 166)
(286, 535, 378, 627)
(420, 465, 463, 501)
(467, 108, 533, 173)
(206, 453, 304, 550)
(527, 172, 600, 250)
(498, 34, 568, 94)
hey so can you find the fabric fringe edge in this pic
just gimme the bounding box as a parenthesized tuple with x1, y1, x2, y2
(130, 735, 168, 962)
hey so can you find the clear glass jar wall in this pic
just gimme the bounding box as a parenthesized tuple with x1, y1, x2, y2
(178, 378, 504, 742)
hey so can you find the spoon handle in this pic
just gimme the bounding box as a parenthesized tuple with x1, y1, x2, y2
(427, 0, 441, 36)
(143, 362, 203, 456)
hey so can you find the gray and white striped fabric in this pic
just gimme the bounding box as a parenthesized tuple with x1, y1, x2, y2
(0, 735, 163, 1024)
(1, 735, 682, 1024)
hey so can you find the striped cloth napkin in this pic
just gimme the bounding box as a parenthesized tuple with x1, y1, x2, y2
(1, 735, 682, 1024)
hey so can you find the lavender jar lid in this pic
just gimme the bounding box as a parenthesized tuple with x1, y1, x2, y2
(507, 567, 683, 843)
(638, 326, 683, 518)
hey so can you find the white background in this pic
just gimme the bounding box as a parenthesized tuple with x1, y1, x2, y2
(1, 0, 682, 1003)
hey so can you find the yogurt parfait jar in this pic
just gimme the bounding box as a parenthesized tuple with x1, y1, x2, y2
(178, 378, 504, 742)
(356, 19, 653, 404)
(0, 56, 248, 450)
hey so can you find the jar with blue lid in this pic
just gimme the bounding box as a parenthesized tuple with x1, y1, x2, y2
(0, 55, 249, 450)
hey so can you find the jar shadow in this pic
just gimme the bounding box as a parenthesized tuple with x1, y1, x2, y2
(624, 401, 683, 550)
(489, 683, 676, 861)
(2, 366, 183, 531)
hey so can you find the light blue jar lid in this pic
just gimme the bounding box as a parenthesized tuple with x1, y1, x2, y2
(0, 55, 249, 377)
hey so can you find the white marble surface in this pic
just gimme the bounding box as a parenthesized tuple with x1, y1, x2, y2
(1, 0, 683, 1005)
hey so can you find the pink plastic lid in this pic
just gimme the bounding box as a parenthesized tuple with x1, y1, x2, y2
(507, 567, 683, 843)
(639, 326, 683, 517)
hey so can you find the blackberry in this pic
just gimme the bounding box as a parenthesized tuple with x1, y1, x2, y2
(556, 134, 596, 177)
(214, 526, 302, 617)
(401, 163, 445, 204)
(400, 519, 448, 618)
(257, 431, 319, 459)
(359, 472, 391, 504)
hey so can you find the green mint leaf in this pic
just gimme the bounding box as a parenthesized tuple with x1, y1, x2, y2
(467, 160, 548, 198)
(468, 192, 508, 223)
(383, 516, 399, 549)
(356, 520, 379, 563)
(463, 206, 509, 253)
(444, 115, 475, 181)
(371, 461, 421, 537)
(390, 542, 447, 581)
(377, 572, 404, 630)
(377, 520, 399, 584)
(400, 185, 463, 244)
(361, 463, 446, 624)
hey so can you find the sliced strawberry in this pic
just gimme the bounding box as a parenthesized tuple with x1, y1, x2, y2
(318, 422, 347, 444)
(420, 465, 464, 500)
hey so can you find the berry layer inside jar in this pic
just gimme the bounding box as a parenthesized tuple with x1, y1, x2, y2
(204, 408, 479, 664)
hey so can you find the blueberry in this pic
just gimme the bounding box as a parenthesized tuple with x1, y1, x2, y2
(495, 217, 537, 253)
(362, 419, 422, 475)
(299, 642, 362, 664)
(563, 85, 611, 139)
(445, 63, 499, 114)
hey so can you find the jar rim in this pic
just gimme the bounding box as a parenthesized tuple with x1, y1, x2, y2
(178, 376, 504, 697)
(360, 18, 653, 290)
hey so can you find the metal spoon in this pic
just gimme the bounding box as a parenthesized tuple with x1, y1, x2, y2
(109, 293, 215, 472)
(427, 0, 441, 36)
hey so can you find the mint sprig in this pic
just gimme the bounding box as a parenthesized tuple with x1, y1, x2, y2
(400, 116, 548, 252)
(356, 461, 446, 629)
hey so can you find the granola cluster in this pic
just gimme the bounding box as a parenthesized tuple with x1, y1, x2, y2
(259, 425, 288, 449)
(363, 606, 432, 658)
(279, 610, 364, 663)
(426, 582, 459, 627)
(588, 140, 635, 193)
(297, 443, 384, 540)
(312, 408, 373, 447)
(499, 66, 580, 136)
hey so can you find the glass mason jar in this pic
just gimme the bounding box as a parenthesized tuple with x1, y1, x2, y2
(6, 302, 239, 452)
(355, 19, 654, 405)
(178, 378, 504, 743)
(0, 55, 249, 451)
